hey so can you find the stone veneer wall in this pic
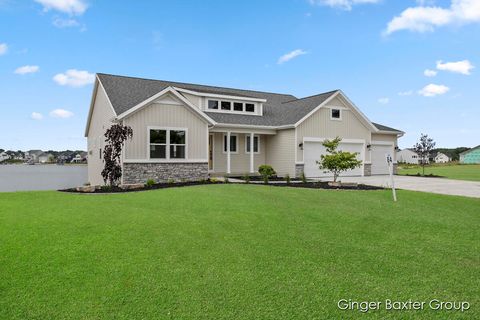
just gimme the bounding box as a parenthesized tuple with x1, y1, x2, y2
(123, 162, 208, 184)
(364, 163, 371, 176)
(295, 164, 304, 178)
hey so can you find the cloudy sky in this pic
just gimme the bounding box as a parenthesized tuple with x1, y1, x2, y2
(0, 0, 479, 150)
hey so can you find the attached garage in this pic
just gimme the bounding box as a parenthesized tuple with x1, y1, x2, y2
(370, 142, 394, 175)
(303, 139, 364, 178)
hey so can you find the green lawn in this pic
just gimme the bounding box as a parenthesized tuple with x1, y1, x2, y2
(0, 185, 478, 319)
(397, 164, 480, 181)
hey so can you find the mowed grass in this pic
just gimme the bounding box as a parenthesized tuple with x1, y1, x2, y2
(0, 185, 478, 319)
(398, 164, 480, 181)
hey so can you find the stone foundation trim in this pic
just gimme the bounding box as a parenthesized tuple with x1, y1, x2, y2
(123, 162, 209, 184)
(295, 164, 305, 178)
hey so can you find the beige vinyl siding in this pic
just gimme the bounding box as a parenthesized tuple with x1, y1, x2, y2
(180, 92, 201, 109)
(296, 96, 371, 163)
(87, 84, 116, 185)
(265, 129, 295, 177)
(123, 97, 208, 160)
(371, 133, 399, 162)
(211, 132, 266, 174)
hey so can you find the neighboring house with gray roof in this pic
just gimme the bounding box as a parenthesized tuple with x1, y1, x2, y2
(85, 73, 404, 185)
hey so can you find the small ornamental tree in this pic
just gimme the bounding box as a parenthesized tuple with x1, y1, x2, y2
(101, 124, 133, 186)
(258, 164, 276, 184)
(316, 137, 362, 183)
(413, 133, 436, 176)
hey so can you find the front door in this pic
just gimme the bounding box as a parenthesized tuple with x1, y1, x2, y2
(208, 134, 214, 171)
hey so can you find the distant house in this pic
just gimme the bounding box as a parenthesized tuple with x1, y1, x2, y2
(38, 153, 54, 164)
(460, 146, 480, 164)
(434, 152, 450, 163)
(396, 149, 421, 164)
(0, 152, 10, 162)
(71, 152, 87, 163)
(25, 150, 44, 163)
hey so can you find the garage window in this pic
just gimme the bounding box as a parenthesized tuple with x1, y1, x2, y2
(331, 109, 341, 120)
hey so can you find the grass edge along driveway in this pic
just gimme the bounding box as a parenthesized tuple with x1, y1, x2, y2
(397, 164, 480, 182)
(1, 185, 478, 319)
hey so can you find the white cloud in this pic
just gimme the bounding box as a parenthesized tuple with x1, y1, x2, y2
(53, 69, 94, 87)
(385, 0, 480, 35)
(378, 97, 390, 104)
(418, 84, 450, 97)
(34, 0, 88, 15)
(50, 109, 74, 118)
(278, 49, 308, 64)
(0, 43, 7, 55)
(31, 112, 44, 120)
(52, 17, 80, 28)
(308, 0, 381, 11)
(424, 69, 437, 77)
(398, 90, 413, 96)
(436, 59, 474, 75)
(14, 65, 40, 75)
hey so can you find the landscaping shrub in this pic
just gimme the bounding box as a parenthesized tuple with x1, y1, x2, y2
(258, 165, 276, 184)
(145, 179, 155, 188)
(167, 179, 175, 184)
(243, 173, 250, 184)
(300, 172, 307, 183)
(285, 174, 291, 185)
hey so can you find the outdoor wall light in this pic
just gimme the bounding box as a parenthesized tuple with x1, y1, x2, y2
(366, 144, 371, 150)
(299, 143, 303, 150)
(395, 146, 400, 151)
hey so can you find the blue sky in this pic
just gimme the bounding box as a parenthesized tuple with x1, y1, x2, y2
(1, 0, 479, 150)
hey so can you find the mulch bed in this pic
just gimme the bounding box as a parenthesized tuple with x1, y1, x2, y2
(60, 180, 223, 194)
(258, 181, 384, 190)
(403, 173, 445, 178)
(61, 180, 382, 194)
(231, 176, 301, 182)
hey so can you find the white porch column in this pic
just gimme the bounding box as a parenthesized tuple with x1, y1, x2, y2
(250, 132, 254, 174)
(227, 131, 231, 174)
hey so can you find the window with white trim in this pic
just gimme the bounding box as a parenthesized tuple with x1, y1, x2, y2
(149, 129, 186, 159)
(207, 100, 256, 114)
(331, 108, 341, 119)
(245, 135, 259, 153)
(223, 134, 238, 153)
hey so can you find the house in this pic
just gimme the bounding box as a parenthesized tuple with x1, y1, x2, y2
(434, 152, 450, 163)
(0, 152, 10, 162)
(71, 152, 87, 163)
(38, 153, 53, 164)
(25, 150, 44, 163)
(460, 145, 480, 164)
(396, 149, 420, 164)
(85, 73, 404, 185)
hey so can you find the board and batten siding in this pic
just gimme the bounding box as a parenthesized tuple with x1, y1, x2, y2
(211, 132, 266, 174)
(265, 129, 296, 177)
(296, 96, 371, 163)
(123, 95, 208, 161)
(87, 83, 116, 186)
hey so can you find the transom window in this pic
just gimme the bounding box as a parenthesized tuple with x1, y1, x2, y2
(331, 108, 341, 119)
(208, 100, 218, 110)
(149, 128, 186, 159)
(246, 135, 259, 153)
(223, 134, 238, 153)
(208, 100, 256, 114)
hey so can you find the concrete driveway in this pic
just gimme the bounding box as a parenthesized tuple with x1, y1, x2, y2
(333, 175, 480, 198)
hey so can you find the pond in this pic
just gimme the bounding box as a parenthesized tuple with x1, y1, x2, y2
(0, 164, 88, 192)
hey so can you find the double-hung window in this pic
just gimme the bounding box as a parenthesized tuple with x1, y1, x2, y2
(223, 134, 238, 153)
(149, 128, 186, 159)
(246, 135, 259, 153)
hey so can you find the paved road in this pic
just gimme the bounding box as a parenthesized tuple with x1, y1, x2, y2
(335, 175, 480, 198)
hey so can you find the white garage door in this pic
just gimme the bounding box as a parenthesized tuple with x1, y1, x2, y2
(371, 143, 394, 175)
(304, 140, 364, 178)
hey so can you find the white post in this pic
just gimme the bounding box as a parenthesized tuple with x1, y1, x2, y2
(386, 154, 397, 202)
(250, 133, 254, 174)
(227, 131, 231, 174)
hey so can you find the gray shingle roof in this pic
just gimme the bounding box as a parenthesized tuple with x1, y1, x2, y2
(97, 73, 399, 131)
(372, 122, 403, 133)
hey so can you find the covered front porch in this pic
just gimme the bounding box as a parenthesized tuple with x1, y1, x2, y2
(208, 127, 276, 176)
